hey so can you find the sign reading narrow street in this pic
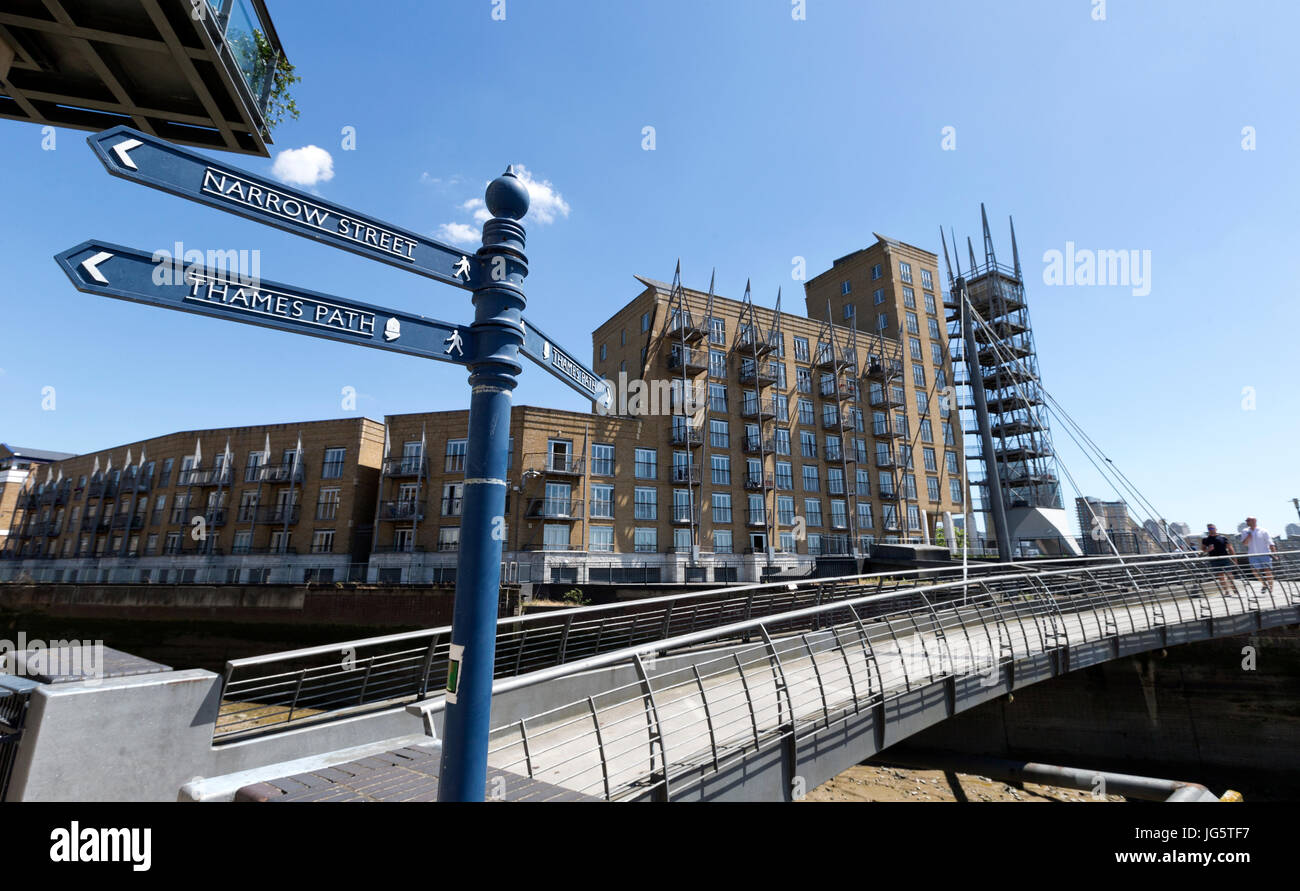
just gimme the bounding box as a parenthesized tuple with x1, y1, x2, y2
(54, 242, 476, 366)
(60, 126, 613, 803)
(89, 126, 484, 290)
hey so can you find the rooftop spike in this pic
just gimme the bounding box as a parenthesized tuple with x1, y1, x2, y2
(1009, 215, 1022, 280)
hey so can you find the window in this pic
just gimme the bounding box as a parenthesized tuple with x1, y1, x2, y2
(621, 329, 628, 346)
(708, 382, 728, 412)
(928, 317, 941, 341)
(804, 498, 823, 527)
(774, 429, 791, 456)
(873, 287, 885, 306)
(876, 313, 888, 332)
(906, 311, 920, 335)
(672, 489, 693, 524)
(708, 317, 725, 345)
(641, 311, 650, 333)
(442, 483, 464, 516)
(321, 448, 345, 479)
(712, 492, 733, 524)
(822, 403, 839, 428)
(903, 473, 918, 500)
(858, 502, 873, 528)
(710, 419, 730, 448)
(793, 336, 810, 363)
(798, 399, 815, 426)
(907, 504, 921, 530)
(634, 527, 657, 553)
(902, 286, 916, 308)
(802, 465, 819, 492)
(913, 364, 927, 388)
(921, 268, 933, 289)
(871, 263, 882, 280)
(317, 488, 340, 521)
(825, 435, 842, 462)
(923, 448, 938, 472)
(915, 391, 929, 415)
(931, 342, 944, 365)
(713, 529, 733, 554)
(943, 422, 955, 446)
(777, 496, 796, 526)
(924, 291, 937, 314)
(600, 343, 607, 361)
(841, 280, 852, 296)
(635, 448, 657, 479)
(899, 261, 913, 283)
(856, 469, 871, 496)
(591, 484, 613, 519)
(165, 532, 182, 555)
(927, 477, 941, 502)
(775, 461, 794, 490)
(879, 473, 895, 497)
(711, 454, 731, 485)
(311, 530, 335, 554)
(830, 500, 848, 529)
(828, 467, 845, 495)
(796, 367, 812, 394)
(591, 443, 614, 476)
(438, 527, 460, 552)
(950, 479, 964, 504)
(843, 303, 855, 320)
(543, 524, 570, 551)
(773, 393, 789, 422)
(709, 349, 727, 378)
(159, 459, 174, 487)
(634, 487, 657, 520)
(445, 439, 467, 472)
(800, 430, 817, 458)
(590, 526, 614, 552)
(946, 451, 959, 474)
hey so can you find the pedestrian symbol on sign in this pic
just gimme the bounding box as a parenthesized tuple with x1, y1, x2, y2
(444, 329, 464, 357)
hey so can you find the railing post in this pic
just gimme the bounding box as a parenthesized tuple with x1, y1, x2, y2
(800, 633, 831, 722)
(557, 612, 574, 665)
(416, 631, 440, 699)
(586, 696, 612, 801)
(632, 653, 670, 802)
(690, 664, 720, 772)
(518, 718, 534, 779)
(732, 652, 762, 747)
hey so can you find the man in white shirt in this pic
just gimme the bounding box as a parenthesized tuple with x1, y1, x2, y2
(1240, 517, 1277, 592)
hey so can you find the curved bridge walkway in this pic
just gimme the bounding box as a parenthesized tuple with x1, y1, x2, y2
(412, 553, 1300, 801)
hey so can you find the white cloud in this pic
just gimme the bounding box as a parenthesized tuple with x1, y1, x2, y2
(271, 145, 335, 187)
(436, 222, 480, 246)
(462, 198, 491, 223)
(511, 165, 570, 225)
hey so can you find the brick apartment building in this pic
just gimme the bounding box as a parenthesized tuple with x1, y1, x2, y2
(2, 236, 970, 587)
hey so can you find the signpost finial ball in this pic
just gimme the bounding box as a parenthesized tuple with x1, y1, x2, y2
(486, 167, 530, 220)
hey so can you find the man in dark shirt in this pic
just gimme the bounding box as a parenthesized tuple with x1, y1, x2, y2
(1201, 524, 1236, 595)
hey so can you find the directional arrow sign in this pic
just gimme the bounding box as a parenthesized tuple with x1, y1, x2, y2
(519, 318, 613, 411)
(54, 241, 477, 365)
(88, 126, 483, 290)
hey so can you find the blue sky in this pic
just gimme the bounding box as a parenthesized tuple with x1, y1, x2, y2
(1, 0, 1297, 536)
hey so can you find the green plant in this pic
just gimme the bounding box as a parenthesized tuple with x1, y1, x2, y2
(560, 588, 589, 607)
(253, 30, 300, 131)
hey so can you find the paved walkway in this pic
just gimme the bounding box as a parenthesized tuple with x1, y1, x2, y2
(486, 578, 1294, 799)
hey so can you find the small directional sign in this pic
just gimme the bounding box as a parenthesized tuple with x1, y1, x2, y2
(54, 241, 477, 365)
(88, 126, 483, 290)
(519, 317, 613, 410)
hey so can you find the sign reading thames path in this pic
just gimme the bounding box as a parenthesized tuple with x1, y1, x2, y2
(56, 127, 610, 802)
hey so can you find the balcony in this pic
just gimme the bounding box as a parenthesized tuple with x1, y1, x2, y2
(736, 329, 779, 357)
(873, 423, 907, 440)
(666, 314, 707, 343)
(124, 473, 152, 493)
(193, 509, 228, 528)
(382, 457, 429, 478)
(671, 507, 700, 525)
(743, 436, 775, 455)
(820, 379, 856, 403)
(876, 452, 897, 468)
(376, 500, 425, 521)
(671, 426, 704, 449)
(246, 504, 301, 524)
(821, 413, 842, 430)
(230, 545, 300, 556)
(814, 345, 856, 372)
(743, 473, 775, 491)
(526, 498, 584, 520)
(739, 365, 777, 387)
(244, 463, 304, 484)
(869, 389, 906, 409)
(670, 465, 702, 485)
(178, 466, 236, 487)
(87, 479, 119, 498)
(526, 453, 585, 476)
(667, 347, 709, 374)
(740, 401, 775, 420)
(111, 514, 148, 531)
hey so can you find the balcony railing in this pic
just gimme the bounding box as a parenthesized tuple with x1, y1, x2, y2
(667, 348, 709, 373)
(667, 314, 706, 342)
(814, 345, 856, 371)
(379, 500, 426, 521)
(739, 365, 777, 387)
(241, 504, 301, 524)
(743, 436, 774, 454)
(670, 465, 702, 485)
(111, 514, 148, 531)
(737, 329, 779, 356)
(744, 473, 775, 491)
(526, 453, 585, 476)
(244, 464, 304, 484)
(670, 426, 704, 448)
(526, 499, 584, 520)
(382, 457, 429, 478)
(740, 401, 774, 420)
(178, 467, 235, 487)
(671, 507, 700, 525)
(870, 390, 906, 409)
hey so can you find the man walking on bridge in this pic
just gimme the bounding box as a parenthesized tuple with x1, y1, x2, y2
(1240, 517, 1277, 593)
(1201, 524, 1236, 596)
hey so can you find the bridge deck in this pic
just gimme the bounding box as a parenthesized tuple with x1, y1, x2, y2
(488, 577, 1291, 800)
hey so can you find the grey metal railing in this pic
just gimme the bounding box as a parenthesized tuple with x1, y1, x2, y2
(214, 551, 1229, 741)
(454, 551, 1300, 801)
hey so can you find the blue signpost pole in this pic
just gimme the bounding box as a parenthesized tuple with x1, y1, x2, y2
(437, 168, 531, 801)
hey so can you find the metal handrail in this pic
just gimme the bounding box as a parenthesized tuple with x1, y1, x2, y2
(215, 551, 1229, 741)
(456, 552, 1300, 801)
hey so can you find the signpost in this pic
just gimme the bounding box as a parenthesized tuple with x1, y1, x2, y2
(56, 127, 609, 802)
